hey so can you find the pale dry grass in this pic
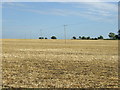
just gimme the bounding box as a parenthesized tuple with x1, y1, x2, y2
(2, 39, 118, 88)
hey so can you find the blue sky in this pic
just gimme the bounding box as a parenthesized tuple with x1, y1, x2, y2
(2, 2, 118, 39)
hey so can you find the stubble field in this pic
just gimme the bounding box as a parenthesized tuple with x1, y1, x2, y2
(2, 39, 118, 88)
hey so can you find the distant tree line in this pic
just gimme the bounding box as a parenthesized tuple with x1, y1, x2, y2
(108, 32, 120, 40)
(72, 35, 103, 40)
(39, 30, 120, 40)
(105, 30, 120, 40)
(72, 30, 120, 40)
(39, 36, 57, 39)
(39, 37, 48, 39)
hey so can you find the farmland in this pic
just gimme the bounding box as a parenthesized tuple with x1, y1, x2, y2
(2, 39, 118, 88)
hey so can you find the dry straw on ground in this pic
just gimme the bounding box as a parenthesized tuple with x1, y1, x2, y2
(2, 39, 118, 88)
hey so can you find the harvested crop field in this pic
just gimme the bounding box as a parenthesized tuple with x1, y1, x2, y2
(2, 39, 119, 88)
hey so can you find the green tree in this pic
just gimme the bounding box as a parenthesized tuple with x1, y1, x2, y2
(45, 37, 47, 39)
(81, 36, 86, 39)
(115, 35, 118, 39)
(108, 32, 116, 39)
(118, 29, 120, 35)
(51, 36, 57, 39)
(91, 38, 98, 40)
(72, 36, 76, 39)
(79, 36, 81, 39)
(98, 35, 104, 39)
(94, 38, 98, 40)
(39, 37, 44, 39)
(118, 30, 120, 39)
(87, 36, 90, 40)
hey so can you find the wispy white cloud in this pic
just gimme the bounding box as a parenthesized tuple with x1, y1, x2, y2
(2, 2, 29, 8)
(23, 2, 117, 22)
(68, 2, 118, 22)
(7, 2, 27, 7)
(2, 2, 118, 23)
(20, 7, 117, 23)
(21, 8, 70, 16)
(85, 2, 117, 12)
(85, 9, 111, 16)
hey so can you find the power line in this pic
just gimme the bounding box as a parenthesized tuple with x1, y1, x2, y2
(42, 25, 63, 31)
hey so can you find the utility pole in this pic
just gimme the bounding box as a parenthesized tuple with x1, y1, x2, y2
(64, 25, 67, 44)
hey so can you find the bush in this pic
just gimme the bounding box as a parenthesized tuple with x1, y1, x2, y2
(72, 36, 76, 39)
(87, 37, 90, 40)
(79, 36, 81, 39)
(39, 37, 44, 39)
(51, 36, 57, 39)
(81, 36, 86, 39)
(94, 38, 98, 40)
(45, 37, 47, 39)
(91, 38, 98, 40)
(98, 35, 104, 39)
